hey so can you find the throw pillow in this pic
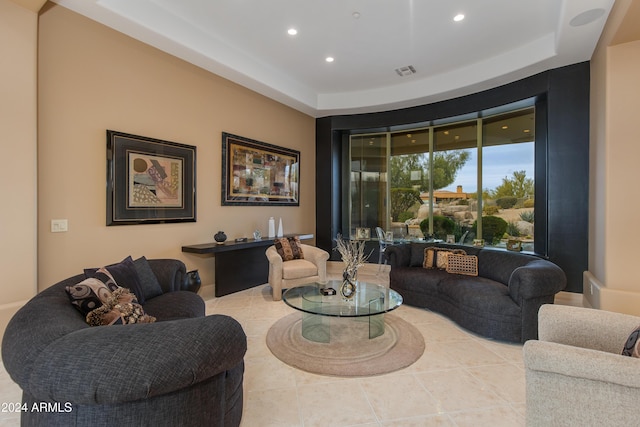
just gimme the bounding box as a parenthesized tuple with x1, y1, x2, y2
(65, 270, 120, 315)
(86, 287, 156, 326)
(274, 236, 304, 261)
(84, 256, 147, 304)
(622, 324, 640, 357)
(423, 248, 466, 270)
(132, 256, 164, 300)
(446, 253, 479, 276)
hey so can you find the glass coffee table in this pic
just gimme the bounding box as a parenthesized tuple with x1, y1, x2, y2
(282, 280, 403, 343)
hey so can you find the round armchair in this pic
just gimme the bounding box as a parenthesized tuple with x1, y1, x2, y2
(265, 244, 329, 301)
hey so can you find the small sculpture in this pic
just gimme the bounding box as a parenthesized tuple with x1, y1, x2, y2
(214, 231, 227, 244)
(277, 218, 284, 237)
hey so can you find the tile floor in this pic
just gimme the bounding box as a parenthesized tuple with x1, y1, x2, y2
(0, 262, 583, 427)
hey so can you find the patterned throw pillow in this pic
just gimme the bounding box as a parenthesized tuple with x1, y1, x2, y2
(446, 253, 479, 276)
(66, 270, 120, 315)
(423, 248, 466, 270)
(622, 325, 640, 357)
(274, 236, 304, 261)
(84, 256, 147, 304)
(68, 264, 154, 326)
(86, 288, 156, 326)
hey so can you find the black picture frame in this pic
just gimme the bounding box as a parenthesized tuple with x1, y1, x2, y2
(221, 132, 300, 206)
(107, 130, 196, 225)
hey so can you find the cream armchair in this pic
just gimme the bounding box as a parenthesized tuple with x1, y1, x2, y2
(523, 304, 640, 426)
(265, 244, 329, 301)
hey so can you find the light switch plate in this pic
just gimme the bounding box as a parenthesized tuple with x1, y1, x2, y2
(51, 219, 68, 232)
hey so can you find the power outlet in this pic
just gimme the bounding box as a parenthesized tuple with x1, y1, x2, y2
(51, 219, 68, 233)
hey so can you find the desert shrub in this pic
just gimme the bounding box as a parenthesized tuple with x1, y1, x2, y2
(457, 199, 469, 205)
(519, 210, 535, 223)
(472, 216, 508, 245)
(523, 199, 535, 208)
(452, 222, 472, 243)
(390, 188, 421, 222)
(496, 196, 518, 209)
(419, 216, 455, 240)
(483, 205, 500, 215)
(397, 211, 414, 223)
(506, 221, 521, 237)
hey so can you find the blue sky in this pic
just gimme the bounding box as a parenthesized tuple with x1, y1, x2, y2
(441, 142, 535, 193)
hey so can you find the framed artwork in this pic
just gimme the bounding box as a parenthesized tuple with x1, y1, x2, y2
(355, 227, 370, 240)
(106, 130, 196, 225)
(507, 239, 523, 252)
(221, 132, 300, 206)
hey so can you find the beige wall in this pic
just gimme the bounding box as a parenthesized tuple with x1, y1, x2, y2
(587, 0, 640, 314)
(0, 0, 40, 330)
(37, 4, 315, 292)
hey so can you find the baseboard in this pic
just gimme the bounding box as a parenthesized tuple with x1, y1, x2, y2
(584, 270, 640, 316)
(554, 291, 587, 307)
(583, 271, 602, 309)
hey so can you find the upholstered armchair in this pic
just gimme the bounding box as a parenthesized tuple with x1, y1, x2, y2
(523, 304, 640, 426)
(266, 243, 329, 301)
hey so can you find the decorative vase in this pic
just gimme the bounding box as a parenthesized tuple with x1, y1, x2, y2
(185, 270, 202, 293)
(214, 231, 227, 244)
(268, 217, 275, 238)
(277, 217, 283, 237)
(340, 267, 358, 299)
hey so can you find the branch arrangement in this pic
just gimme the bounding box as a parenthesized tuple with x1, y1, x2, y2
(334, 234, 371, 274)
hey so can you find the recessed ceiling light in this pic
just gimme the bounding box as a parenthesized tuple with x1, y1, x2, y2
(287, 28, 298, 36)
(326, 57, 335, 63)
(352, 11, 361, 19)
(453, 14, 465, 22)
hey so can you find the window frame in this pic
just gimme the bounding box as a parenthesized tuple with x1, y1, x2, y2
(347, 106, 536, 251)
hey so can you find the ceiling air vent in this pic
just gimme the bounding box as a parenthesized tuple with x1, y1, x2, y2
(395, 65, 416, 77)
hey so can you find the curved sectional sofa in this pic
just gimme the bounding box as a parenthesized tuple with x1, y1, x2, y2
(385, 243, 566, 343)
(2, 257, 246, 427)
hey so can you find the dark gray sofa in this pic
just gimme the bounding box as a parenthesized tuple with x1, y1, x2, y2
(386, 243, 566, 343)
(2, 258, 246, 427)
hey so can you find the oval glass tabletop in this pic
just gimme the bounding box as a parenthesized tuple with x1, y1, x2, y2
(282, 280, 403, 317)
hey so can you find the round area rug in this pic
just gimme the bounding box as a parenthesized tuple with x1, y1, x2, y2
(266, 312, 425, 377)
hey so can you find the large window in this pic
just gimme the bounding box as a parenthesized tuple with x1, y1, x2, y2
(349, 107, 535, 250)
(349, 134, 387, 237)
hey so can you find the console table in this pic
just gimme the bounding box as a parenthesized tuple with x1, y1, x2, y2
(182, 233, 313, 297)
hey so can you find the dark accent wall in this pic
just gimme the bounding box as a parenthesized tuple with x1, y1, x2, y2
(316, 62, 589, 293)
